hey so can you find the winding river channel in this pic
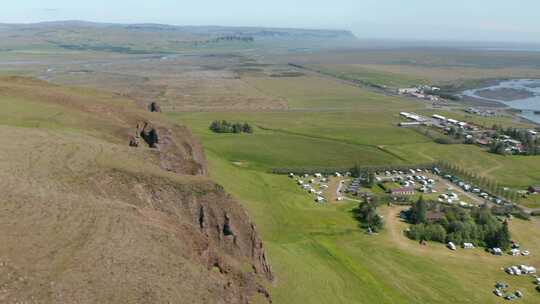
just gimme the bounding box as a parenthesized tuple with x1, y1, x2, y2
(462, 79, 540, 124)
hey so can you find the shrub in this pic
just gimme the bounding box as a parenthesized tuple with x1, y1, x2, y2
(209, 120, 254, 134)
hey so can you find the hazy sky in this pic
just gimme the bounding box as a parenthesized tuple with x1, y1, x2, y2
(2, 0, 540, 42)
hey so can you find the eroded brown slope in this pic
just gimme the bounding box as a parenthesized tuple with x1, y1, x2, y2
(0, 77, 272, 303)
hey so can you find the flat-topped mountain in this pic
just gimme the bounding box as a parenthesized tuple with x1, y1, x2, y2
(0, 21, 359, 53)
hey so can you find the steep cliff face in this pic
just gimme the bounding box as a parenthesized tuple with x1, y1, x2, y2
(0, 77, 271, 303)
(89, 171, 274, 302)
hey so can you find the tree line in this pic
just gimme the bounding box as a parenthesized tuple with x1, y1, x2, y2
(209, 120, 253, 134)
(210, 36, 255, 43)
(436, 161, 520, 203)
(405, 197, 511, 249)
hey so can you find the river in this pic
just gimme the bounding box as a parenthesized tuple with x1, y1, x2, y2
(462, 79, 540, 124)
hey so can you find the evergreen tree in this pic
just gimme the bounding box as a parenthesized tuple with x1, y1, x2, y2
(209, 120, 221, 132)
(409, 196, 427, 224)
(232, 123, 243, 134)
(498, 221, 512, 250)
(356, 200, 384, 232)
(242, 122, 253, 133)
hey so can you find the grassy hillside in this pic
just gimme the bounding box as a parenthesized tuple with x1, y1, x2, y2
(0, 77, 273, 303)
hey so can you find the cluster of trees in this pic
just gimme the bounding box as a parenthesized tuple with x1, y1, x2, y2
(405, 197, 512, 249)
(415, 127, 461, 145)
(212, 36, 255, 42)
(446, 127, 476, 144)
(209, 120, 253, 134)
(489, 141, 511, 155)
(437, 161, 520, 202)
(491, 125, 540, 155)
(355, 200, 384, 232)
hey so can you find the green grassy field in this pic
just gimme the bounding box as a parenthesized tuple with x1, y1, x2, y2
(166, 66, 540, 303)
(168, 110, 432, 170)
(169, 109, 540, 190)
(177, 140, 540, 304)
(385, 143, 540, 189)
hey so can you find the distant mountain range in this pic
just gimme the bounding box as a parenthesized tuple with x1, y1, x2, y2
(0, 20, 357, 40)
(0, 20, 359, 54)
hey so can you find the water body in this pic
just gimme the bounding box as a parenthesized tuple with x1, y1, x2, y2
(463, 79, 540, 124)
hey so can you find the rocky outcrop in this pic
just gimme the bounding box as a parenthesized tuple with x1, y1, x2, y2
(149, 101, 161, 112)
(137, 122, 159, 148)
(129, 121, 206, 175)
(128, 135, 140, 147)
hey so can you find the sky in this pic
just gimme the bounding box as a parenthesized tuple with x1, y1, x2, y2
(1, 0, 540, 43)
